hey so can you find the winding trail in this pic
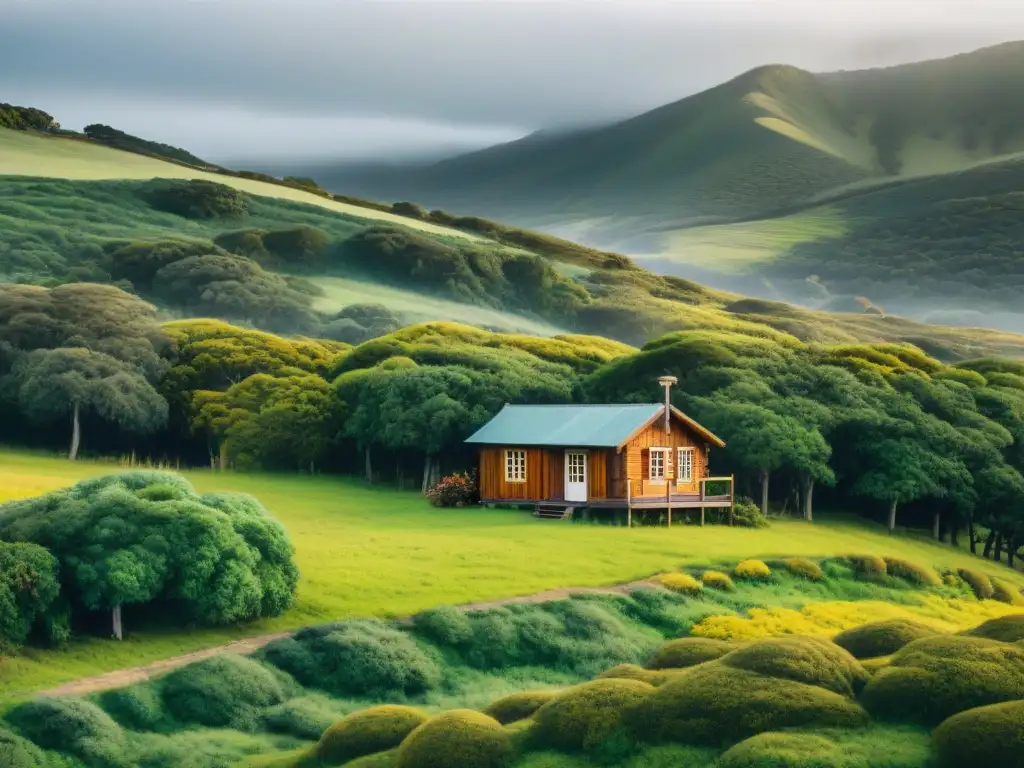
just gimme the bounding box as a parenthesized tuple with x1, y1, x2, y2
(41, 579, 657, 698)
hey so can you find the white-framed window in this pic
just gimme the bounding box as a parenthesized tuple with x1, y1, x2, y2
(649, 447, 668, 480)
(677, 447, 694, 482)
(567, 452, 586, 484)
(505, 449, 526, 483)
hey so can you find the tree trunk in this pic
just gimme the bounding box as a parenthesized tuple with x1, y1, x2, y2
(218, 442, 228, 471)
(69, 402, 81, 460)
(932, 510, 941, 541)
(969, 521, 978, 554)
(950, 523, 960, 548)
(887, 498, 898, 533)
(801, 476, 814, 521)
(422, 454, 433, 493)
(994, 532, 1004, 562)
(759, 469, 770, 517)
(431, 455, 442, 487)
(364, 446, 373, 483)
(1008, 539, 1016, 568)
(983, 530, 996, 559)
(112, 604, 123, 641)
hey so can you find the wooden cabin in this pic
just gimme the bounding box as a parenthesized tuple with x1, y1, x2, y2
(465, 401, 733, 521)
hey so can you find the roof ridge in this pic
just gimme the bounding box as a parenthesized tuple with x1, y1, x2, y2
(502, 403, 661, 408)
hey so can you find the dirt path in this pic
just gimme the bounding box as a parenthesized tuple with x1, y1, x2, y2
(41, 579, 656, 698)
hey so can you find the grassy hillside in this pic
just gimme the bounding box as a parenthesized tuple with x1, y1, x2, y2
(2, 448, 1022, 710)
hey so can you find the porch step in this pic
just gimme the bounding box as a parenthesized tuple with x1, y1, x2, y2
(533, 504, 575, 520)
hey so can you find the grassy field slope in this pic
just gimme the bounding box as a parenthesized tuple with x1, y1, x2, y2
(2, 448, 1022, 707)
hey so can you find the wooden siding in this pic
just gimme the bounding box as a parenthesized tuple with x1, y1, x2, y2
(588, 450, 608, 500)
(547, 449, 565, 502)
(623, 416, 709, 499)
(479, 446, 546, 501)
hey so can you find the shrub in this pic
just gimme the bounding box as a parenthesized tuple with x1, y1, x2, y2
(0, 540, 64, 650)
(957, 568, 994, 599)
(395, 709, 512, 768)
(625, 663, 869, 745)
(702, 571, 736, 591)
(842, 555, 888, 582)
(832, 619, 943, 659)
(719, 635, 869, 696)
(734, 560, 771, 581)
(717, 732, 839, 768)
(860, 635, 1024, 724)
(98, 684, 167, 731)
(991, 579, 1024, 605)
(264, 695, 345, 741)
(646, 637, 735, 670)
(425, 473, 478, 508)
(160, 654, 291, 730)
(942, 572, 960, 587)
(932, 700, 1024, 768)
(483, 691, 559, 724)
(732, 498, 768, 528)
(656, 573, 702, 596)
(0, 727, 46, 768)
(883, 558, 941, 587)
(962, 614, 1024, 642)
(413, 605, 474, 646)
(146, 179, 248, 219)
(317, 706, 428, 765)
(533, 679, 654, 752)
(264, 619, 442, 697)
(783, 558, 824, 581)
(5, 697, 129, 767)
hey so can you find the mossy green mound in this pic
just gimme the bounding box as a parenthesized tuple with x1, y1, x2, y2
(719, 635, 868, 696)
(783, 558, 824, 581)
(957, 569, 994, 599)
(533, 678, 654, 752)
(702, 570, 736, 591)
(395, 709, 511, 768)
(483, 691, 558, 724)
(625, 663, 869, 746)
(882, 558, 941, 587)
(0, 728, 46, 768)
(861, 635, 1024, 724)
(932, 700, 1024, 768)
(832, 619, 942, 659)
(5, 697, 128, 767)
(717, 732, 840, 767)
(160, 653, 291, 729)
(646, 637, 735, 670)
(963, 614, 1024, 643)
(991, 579, 1024, 606)
(596, 664, 675, 686)
(264, 695, 344, 740)
(841, 555, 887, 582)
(317, 706, 427, 765)
(98, 684, 167, 731)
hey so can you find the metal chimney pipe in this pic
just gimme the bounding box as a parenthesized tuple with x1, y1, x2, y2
(658, 375, 677, 436)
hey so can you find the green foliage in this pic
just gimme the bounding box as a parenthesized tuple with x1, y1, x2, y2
(5, 697, 129, 767)
(97, 683, 168, 732)
(483, 691, 559, 724)
(533, 678, 653, 752)
(882, 558, 941, 587)
(0, 472, 298, 627)
(860, 635, 1024, 724)
(0, 103, 58, 131)
(625, 662, 870, 746)
(645, 637, 735, 670)
(732, 499, 769, 528)
(146, 179, 247, 219)
(316, 706, 428, 765)
(425, 472, 478, 507)
(160, 653, 292, 730)
(932, 700, 1024, 768)
(395, 709, 512, 768)
(832, 619, 942, 659)
(717, 726, 932, 768)
(412, 605, 474, 647)
(991, 579, 1024, 605)
(734, 560, 772, 581)
(263, 695, 345, 741)
(0, 726, 47, 768)
(0, 541, 64, 650)
(957, 568, 994, 599)
(83, 124, 211, 167)
(842, 555, 888, 582)
(702, 571, 736, 591)
(719, 635, 868, 696)
(322, 304, 402, 344)
(262, 619, 442, 697)
(783, 558, 824, 581)
(962, 614, 1024, 642)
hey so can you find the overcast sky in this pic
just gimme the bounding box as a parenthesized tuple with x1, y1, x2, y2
(2, 0, 1023, 163)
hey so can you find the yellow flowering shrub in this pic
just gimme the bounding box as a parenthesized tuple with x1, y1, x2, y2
(734, 560, 772, 581)
(991, 579, 1024, 606)
(784, 558, 824, 581)
(883, 557, 941, 587)
(656, 572, 702, 596)
(702, 570, 736, 591)
(958, 569, 995, 600)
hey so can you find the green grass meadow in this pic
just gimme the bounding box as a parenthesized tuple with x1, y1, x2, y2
(2, 448, 1023, 708)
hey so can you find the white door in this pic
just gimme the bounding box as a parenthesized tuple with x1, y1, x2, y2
(565, 451, 588, 502)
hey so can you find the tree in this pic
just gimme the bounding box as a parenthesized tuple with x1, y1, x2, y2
(0, 472, 299, 638)
(0, 542, 65, 650)
(12, 348, 168, 460)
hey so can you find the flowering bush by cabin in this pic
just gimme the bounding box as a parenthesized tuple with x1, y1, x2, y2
(426, 473, 478, 508)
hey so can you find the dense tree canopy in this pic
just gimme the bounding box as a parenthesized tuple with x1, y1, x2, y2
(0, 473, 298, 635)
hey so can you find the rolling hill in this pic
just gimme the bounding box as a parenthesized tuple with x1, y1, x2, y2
(315, 42, 1024, 327)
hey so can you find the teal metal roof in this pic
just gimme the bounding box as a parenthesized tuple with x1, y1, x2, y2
(465, 404, 663, 447)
